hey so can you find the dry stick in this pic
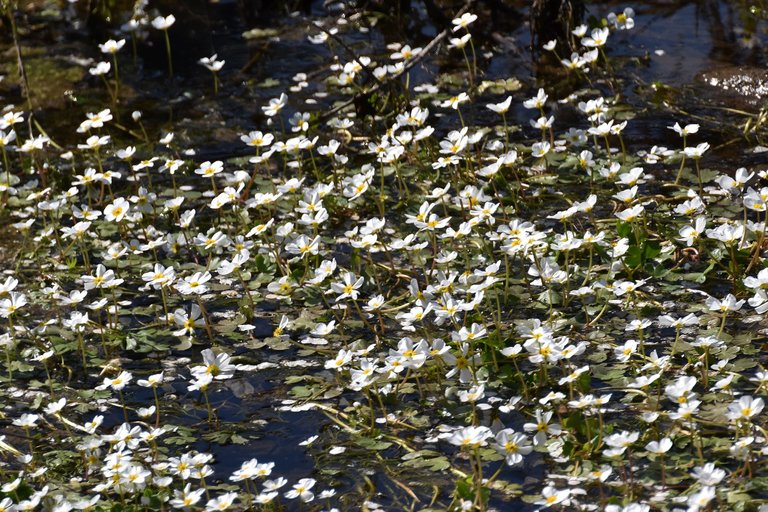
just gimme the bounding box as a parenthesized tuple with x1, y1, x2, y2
(6, 2, 33, 114)
(318, 0, 475, 122)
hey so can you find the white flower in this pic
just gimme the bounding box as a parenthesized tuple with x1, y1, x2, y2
(705, 293, 745, 312)
(12, 413, 39, 428)
(262, 93, 288, 117)
(727, 395, 764, 421)
(96, 370, 133, 391)
(531, 141, 550, 158)
(536, 486, 570, 508)
(690, 463, 726, 485)
(199, 54, 225, 72)
(486, 96, 512, 114)
(683, 142, 710, 159)
(451, 12, 478, 32)
(151, 14, 176, 30)
(285, 478, 316, 502)
(608, 7, 635, 30)
(104, 198, 130, 222)
(175, 271, 212, 295)
(523, 88, 548, 109)
(390, 44, 422, 60)
(204, 492, 237, 511)
(494, 429, 533, 465)
(331, 272, 364, 301)
(449, 33, 471, 49)
(447, 426, 492, 448)
(615, 204, 645, 222)
(89, 61, 111, 76)
(0, 292, 26, 318)
(99, 39, 125, 54)
(669, 122, 700, 136)
(581, 27, 609, 47)
(645, 437, 672, 454)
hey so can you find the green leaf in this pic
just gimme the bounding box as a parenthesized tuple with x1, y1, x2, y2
(242, 27, 280, 39)
(401, 450, 451, 471)
(644, 239, 662, 259)
(623, 245, 643, 268)
(355, 438, 393, 451)
(616, 220, 632, 238)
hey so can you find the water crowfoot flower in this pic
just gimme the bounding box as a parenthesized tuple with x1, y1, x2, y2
(152, 14, 176, 78)
(494, 429, 533, 465)
(104, 197, 130, 222)
(608, 8, 635, 30)
(99, 39, 125, 98)
(285, 478, 316, 502)
(199, 54, 225, 95)
(727, 395, 764, 422)
(690, 463, 726, 486)
(331, 272, 364, 301)
(205, 492, 237, 511)
(581, 27, 609, 48)
(447, 426, 492, 448)
(170, 484, 205, 508)
(535, 486, 570, 508)
(451, 13, 477, 32)
(192, 348, 236, 381)
(523, 409, 562, 446)
(0, 292, 26, 318)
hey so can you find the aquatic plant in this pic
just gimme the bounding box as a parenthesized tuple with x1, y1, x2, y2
(0, 1, 768, 511)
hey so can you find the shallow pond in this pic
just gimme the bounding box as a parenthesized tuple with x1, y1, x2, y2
(1, 0, 768, 511)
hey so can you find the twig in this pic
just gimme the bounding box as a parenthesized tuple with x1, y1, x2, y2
(5, 1, 33, 113)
